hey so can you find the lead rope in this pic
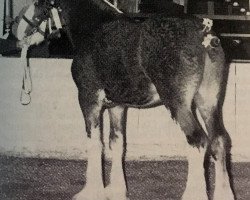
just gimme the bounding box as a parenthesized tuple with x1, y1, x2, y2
(20, 43, 32, 105)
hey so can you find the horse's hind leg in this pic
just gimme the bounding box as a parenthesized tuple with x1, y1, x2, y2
(106, 106, 128, 200)
(195, 51, 235, 200)
(173, 102, 209, 200)
(160, 78, 209, 199)
(152, 50, 209, 199)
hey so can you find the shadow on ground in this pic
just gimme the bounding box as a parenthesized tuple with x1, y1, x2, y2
(0, 155, 249, 200)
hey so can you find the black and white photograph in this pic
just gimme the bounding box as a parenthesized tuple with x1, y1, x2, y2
(0, 0, 250, 199)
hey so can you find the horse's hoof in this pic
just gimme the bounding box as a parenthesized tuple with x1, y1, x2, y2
(213, 188, 235, 200)
(182, 188, 208, 200)
(104, 186, 128, 200)
(72, 187, 105, 200)
(182, 194, 208, 200)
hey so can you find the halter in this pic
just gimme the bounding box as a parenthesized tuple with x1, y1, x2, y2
(18, 0, 62, 41)
(22, 15, 46, 36)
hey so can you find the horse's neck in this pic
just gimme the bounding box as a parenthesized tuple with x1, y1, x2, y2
(61, 0, 117, 27)
(60, 0, 118, 47)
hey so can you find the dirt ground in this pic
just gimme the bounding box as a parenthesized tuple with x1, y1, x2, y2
(0, 155, 249, 200)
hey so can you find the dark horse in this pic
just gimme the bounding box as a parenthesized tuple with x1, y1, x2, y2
(71, 9, 235, 200)
(19, 1, 235, 200)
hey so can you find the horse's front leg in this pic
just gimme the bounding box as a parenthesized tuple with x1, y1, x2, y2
(105, 106, 129, 200)
(73, 90, 106, 200)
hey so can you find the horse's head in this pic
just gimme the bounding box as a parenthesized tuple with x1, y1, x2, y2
(12, 0, 62, 46)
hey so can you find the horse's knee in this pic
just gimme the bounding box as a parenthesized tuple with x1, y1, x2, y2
(109, 124, 124, 155)
(78, 89, 108, 135)
(108, 106, 127, 155)
(110, 134, 124, 157)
